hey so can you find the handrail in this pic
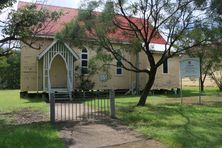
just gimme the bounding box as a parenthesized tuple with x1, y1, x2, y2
(48, 74, 52, 100)
(67, 73, 72, 100)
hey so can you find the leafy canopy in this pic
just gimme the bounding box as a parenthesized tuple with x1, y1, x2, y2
(0, 1, 62, 57)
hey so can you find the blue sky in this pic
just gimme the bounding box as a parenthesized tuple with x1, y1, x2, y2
(20, 0, 81, 8)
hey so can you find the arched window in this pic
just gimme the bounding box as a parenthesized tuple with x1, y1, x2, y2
(81, 48, 88, 74)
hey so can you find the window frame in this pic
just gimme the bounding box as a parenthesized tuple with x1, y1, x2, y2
(162, 58, 169, 74)
(80, 48, 89, 75)
(116, 59, 123, 76)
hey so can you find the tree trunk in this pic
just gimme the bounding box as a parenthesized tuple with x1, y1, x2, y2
(210, 73, 222, 91)
(200, 57, 204, 92)
(218, 85, 222, 91)
(137, 68, 157, 106)
(200, 76, 204, 92)
(200, 80, 204, 92)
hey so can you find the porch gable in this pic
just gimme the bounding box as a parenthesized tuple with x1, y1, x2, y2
(38, 40, 79, 60)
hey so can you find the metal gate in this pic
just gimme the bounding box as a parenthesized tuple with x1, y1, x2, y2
(50, 90, 115, 123)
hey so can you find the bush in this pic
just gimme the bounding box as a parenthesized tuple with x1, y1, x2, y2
(0, 51, 20, 89)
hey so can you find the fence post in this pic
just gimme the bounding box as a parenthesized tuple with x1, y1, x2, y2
(83, 91, 86, 99)
(109, 89, 116, 118)
(83, 91, 86, 120)
(50, 92, 55, 124)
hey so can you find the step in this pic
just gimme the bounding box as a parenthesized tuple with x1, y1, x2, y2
(54, 90, 69, 95)
(52, 88, 68, 92)
(55, 93, 69, 95)
(54, 97, 70, 101)
(55, 94, 70, 99)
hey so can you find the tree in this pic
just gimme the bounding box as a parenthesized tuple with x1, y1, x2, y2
(57, 0, 218, 106)
(0, 50, 20, 89)
(187, 45, 222, 92)
(0, 0, 62, 57)
(186, 0, 222, 91)
(209, 48, 222, 91)
(210, 72, 222, 91)
(207, 0, 222, 91)
(185, 25, 220, 92)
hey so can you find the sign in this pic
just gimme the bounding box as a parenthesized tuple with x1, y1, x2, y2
(180, 58, 200, 78)
(99, 73, 108, 82)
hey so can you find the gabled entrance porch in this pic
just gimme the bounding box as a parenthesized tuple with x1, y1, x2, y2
(38, 40, 79, 100)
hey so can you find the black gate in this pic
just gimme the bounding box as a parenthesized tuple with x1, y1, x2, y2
(50, 90, 115, 123)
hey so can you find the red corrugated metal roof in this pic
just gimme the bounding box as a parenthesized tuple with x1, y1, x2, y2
(18, 1, 166, 44)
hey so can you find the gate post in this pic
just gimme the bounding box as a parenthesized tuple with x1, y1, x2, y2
(109, 90, 116, 118)
(50, 92, 55, 124)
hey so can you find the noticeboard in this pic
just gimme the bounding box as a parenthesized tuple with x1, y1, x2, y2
(99, 73, 108, 82)
(180, 58, 200, 78)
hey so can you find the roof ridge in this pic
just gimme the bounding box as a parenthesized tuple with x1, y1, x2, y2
(18, 1, 148, 20)
(17, 1, 166, 44)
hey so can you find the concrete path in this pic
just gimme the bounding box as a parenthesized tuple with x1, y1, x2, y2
(56, 119, 164, 148)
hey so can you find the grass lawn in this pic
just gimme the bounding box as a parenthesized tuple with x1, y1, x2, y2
(0, 90, 63, 148)
(0, 90, 48, 112)
(115, 87, 222, 148)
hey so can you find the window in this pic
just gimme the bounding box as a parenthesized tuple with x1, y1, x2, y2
(116, 60, 123, 75)
(163, 59, 168, 74)
(115, 49, 123, 75)
(81, 48, 88, 74)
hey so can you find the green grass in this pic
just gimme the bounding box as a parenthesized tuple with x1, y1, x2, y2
(2, 88, 220, 147)
(0, 90, 48, 112)
(115, 87, 222, 148)
(0, 121, 63, 148)
(181, 86, 222, 97)
(0, 90, 63, 148)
